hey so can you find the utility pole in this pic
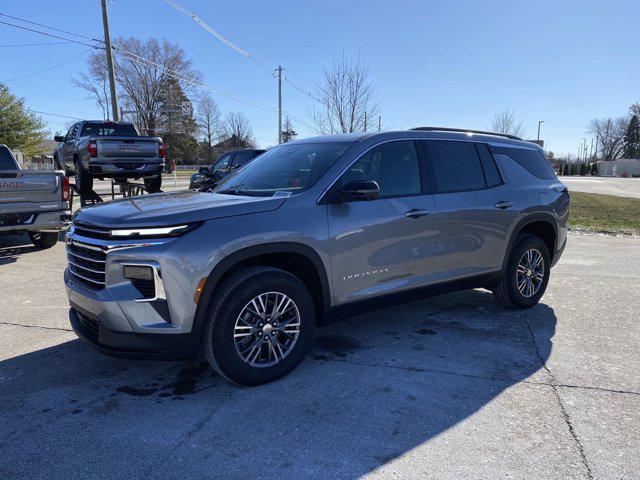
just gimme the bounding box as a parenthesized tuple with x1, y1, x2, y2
(364, 112, 367, 132)
(275, 66, 283, 144)
(537, 120, 545, 141)
(378, 115, 381, 132)
(101, 0, 119, 121)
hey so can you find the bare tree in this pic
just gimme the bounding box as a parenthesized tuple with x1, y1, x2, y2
(281, 117, 297, 143)
(197, 94, 223, 163)
(74, 37, 201, 135)
(223, 112, 255, 149)
(311, 54, 379, 134)
(588, 117, 628, 160)
(72, 55, 111, 119)
(490, 109, 526, 137)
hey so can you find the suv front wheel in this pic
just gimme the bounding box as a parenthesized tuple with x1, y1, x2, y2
(493, 233, 551, 309)
(203, 266, 315, 386)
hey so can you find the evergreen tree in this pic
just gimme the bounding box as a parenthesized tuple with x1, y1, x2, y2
(157, 77, 199, 164)
(0, 83, 47, 157)
(622, 114, 640, 158)
(281, 117, 297, 143)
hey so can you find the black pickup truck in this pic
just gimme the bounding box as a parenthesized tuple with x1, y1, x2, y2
(54, 120, 165, 194)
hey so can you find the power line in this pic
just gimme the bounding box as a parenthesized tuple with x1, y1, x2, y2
(1, 49, 91, 82)
(112, 44, 315, 130)
(1, 11, 316, 129)
(159, 0, 321, 105)
(0, 12, 97, 42)
(0, 19, 101, 49)
(0, 41, 74, 47)
(30, 110, 83, 120)
(161, 0, 252, 57)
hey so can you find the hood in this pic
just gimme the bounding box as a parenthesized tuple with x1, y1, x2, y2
(74, 191, 286, 228)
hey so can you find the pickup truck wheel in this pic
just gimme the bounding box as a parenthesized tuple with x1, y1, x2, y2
(74, 159, 93, 195)
(203, 266, 315, 386)
(143, 175, 162, 193)
(28, 231, 58, 249)
(493, 234, 550, 309)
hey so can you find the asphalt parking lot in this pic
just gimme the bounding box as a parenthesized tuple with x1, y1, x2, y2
(562, 176, 640, 199)
(1, 232, 639, 479)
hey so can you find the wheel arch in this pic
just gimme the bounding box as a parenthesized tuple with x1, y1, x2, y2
(502, 213, 558, 270)
(192, 242, 332, 337)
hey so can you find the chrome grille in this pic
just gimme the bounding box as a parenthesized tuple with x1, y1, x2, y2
(66, 239, 106, 289)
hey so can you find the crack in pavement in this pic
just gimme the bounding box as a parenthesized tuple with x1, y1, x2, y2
(520, 311, 594, 480)
(317, 356, 640, 398)
(0, 321, 73, 332)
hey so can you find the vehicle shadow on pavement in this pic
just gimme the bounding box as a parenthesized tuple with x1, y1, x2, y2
(0, 233, 64, 266)
(0, 289, 556, 479)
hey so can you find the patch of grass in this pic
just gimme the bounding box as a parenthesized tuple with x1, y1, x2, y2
(569, 192, 640, 236)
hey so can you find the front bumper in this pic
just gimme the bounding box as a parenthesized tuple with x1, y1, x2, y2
(69, 306, 199, 359)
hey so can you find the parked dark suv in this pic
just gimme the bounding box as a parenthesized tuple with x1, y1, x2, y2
(64, 128, 569, 385)
(189, 149, 265, 190)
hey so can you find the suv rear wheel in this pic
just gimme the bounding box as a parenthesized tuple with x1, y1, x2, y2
(203, 266, 315, 386)
(493, 233, 550, 309)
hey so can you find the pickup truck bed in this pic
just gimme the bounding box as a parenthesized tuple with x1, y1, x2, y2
(0, 145, 70, 248)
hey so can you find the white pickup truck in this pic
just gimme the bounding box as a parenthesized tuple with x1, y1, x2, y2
(0, 145, 71, 249)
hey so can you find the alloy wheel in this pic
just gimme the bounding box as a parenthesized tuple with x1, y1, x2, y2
(233, 292, 301, 368)
(516, 248, 545, 297)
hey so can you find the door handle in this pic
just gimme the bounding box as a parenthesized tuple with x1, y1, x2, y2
(495, 201, 514, 209)
(405, 209, 430, 219)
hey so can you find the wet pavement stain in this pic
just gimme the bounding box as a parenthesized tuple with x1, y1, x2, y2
(116, 386, 157, 397)
(415, 328, 437, 335)
(313, 334, 361, 358)
(161, 362, 211, 396)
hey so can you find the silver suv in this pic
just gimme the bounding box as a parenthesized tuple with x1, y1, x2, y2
(64, 128, 569, 385)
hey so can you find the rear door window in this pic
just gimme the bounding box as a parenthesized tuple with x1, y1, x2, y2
(425, 140, 486, 192)
(490, 145, 556, 179)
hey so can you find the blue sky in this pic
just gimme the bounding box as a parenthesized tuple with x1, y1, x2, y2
(1, 0, 638, 155)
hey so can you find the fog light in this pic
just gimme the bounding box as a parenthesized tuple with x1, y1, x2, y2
(123, 265, 153, 281)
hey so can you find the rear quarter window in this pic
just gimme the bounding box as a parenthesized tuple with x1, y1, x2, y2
(490, 145, 556, 179)
(0, 146, 17, 170)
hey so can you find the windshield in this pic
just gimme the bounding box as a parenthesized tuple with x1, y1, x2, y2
(81, 122, 138, 137)
(215, 143, 351, 197)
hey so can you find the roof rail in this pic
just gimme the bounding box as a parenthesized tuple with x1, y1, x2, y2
(409, 126, 522, 141)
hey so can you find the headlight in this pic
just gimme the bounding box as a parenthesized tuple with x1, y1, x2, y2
(110, 222, 201, 238)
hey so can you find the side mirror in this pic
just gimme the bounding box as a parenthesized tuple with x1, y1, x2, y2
(198, 166, 209, 175)
(211, 170, 224, 181)
(54, 135, 65, 142)
(334, 180, 380, 203)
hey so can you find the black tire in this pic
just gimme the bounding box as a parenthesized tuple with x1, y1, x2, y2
(203, 266, 315, 386)
(74, 158, 93, 195)
(28, 231, 58, 249)
(144, 175, 162, 193)
(493, 233, 550, 309)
